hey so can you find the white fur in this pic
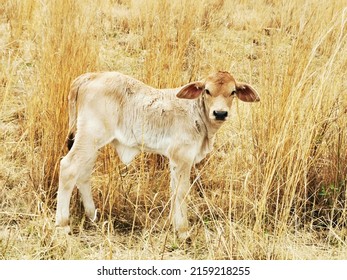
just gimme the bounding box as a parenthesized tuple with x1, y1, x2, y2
(55, 71, 259, 239)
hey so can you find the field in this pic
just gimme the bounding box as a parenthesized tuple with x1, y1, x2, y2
(1, 0, 347, 260)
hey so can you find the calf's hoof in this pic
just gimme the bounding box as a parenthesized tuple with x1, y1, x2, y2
(177, 230, 192, 245)
(55, 225, 71, 235)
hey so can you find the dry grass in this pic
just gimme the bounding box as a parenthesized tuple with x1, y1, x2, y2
(1, 0, 347, 259)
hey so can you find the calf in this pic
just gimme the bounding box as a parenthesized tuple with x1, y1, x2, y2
(55, 71, 259, 239)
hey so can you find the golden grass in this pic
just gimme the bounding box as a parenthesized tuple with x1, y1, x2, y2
(1, 0, 347, 259)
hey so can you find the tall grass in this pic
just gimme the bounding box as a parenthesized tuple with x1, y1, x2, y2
(26, 0, 100, 200)
(1, 0, 347, 259)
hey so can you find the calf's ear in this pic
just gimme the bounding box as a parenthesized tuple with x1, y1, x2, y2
(176, 81, 205, 99)
(236, 82, 260, 102)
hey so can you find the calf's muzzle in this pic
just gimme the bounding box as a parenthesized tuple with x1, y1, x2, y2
(213, 110, 228, 120)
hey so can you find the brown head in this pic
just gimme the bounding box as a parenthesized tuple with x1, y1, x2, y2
(176, 71, 260, 123)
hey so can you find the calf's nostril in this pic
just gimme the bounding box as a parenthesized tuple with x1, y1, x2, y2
(213, 110, 228, 120)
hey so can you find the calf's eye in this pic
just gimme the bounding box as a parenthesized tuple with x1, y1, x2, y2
(230, 90, 237, 96)
(205, 89, 211, 96)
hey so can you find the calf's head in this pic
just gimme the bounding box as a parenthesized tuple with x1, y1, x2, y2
(176, 71, 260, 123)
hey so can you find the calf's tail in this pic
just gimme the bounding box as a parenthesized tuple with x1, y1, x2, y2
(66, 74, 91, 150)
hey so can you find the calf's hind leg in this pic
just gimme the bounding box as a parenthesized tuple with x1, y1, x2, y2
(55, 144, 98, 230)
(76, 152, 98, 222)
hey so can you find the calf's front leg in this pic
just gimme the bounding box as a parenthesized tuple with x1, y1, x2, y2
(169, 156, 193, 240)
